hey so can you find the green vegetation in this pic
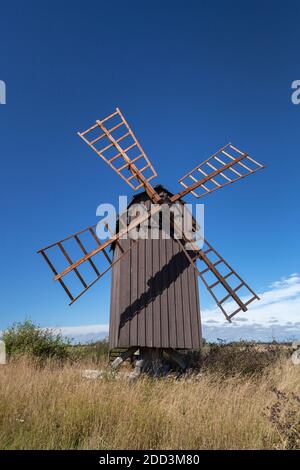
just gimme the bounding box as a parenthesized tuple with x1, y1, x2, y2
(0, 354, 299, 449)
(2, 320, 70, 362)
(1, 320, 299, 450)
(199, 341, 289, 376)
(69, 340, 109, 363)
(2, 320, 109, 364)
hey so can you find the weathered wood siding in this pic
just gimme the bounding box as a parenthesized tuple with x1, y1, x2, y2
(109, 222, 201, 350)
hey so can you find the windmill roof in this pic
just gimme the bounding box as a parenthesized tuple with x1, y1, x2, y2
(127, 184, 175, 206)
(110, 184, 193, 251)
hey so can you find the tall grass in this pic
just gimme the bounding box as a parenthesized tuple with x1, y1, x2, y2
(0, 354, 299, 450)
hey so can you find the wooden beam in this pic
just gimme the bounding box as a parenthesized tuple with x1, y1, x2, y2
(171, 153, 248, 202)
(54, 205, 161, 281)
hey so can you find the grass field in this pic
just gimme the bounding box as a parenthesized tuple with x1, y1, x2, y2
(0, 344, 299, 450)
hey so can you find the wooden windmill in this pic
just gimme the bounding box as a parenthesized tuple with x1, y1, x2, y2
(38, 108, 265, 370)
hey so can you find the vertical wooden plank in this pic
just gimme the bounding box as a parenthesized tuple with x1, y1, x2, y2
(159, 237, 169, 348)
(180, 245, 193, 349)
(137, 239, 146, 346)
(188, 265, 202, 349)
(194, 269, 202, 346)
(109, 260, 115, 349)
(109, 244, 120, 349)
(109, 247, 114, 350)
(145, 236, 153, 347)
(166, 239, 177, 348)
(152, 238, 161, 347)
(130, 238, 138, 346)
(118, 238, 131, 347)
(173, 240, 185, 348)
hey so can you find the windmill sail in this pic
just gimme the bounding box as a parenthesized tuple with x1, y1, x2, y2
(38, 223, 116, 304)
(40, 105, 265, 329)
(176, 236, 259, 321)
(172, 143, 265, 201)
(78, 108, 158, 198)
(38, 204, 160, 304)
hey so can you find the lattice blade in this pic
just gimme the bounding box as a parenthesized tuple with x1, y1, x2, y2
(174, 233, 259, 321)
(38, 223, 115, 305)
(173, 143, 265, 201)
(195, 239, 259, 320)
(78, 108, 157, 191)
(38, 204, 161, 304)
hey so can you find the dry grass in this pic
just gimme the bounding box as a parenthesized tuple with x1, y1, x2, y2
(0, 353, 299, 450)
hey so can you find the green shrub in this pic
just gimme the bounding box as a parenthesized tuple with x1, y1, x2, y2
(70, 340, 109, 363)
(200, 341, 288, 377)
(3, 320, 70, 361)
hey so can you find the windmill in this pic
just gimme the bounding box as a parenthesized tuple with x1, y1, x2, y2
(38, 108, 265, 373)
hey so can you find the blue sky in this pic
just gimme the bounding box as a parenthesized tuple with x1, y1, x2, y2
(0, 1, 299, 341)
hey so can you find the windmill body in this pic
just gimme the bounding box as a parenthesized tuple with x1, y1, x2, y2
(110, 186, 201, 350)
(38, 108, 265, 368)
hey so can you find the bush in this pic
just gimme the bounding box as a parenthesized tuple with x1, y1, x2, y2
(2, 320, 70, 362)
(266, 388, 300, 449)
(200, 341, 288, 377)
(70, 340, 110, 363)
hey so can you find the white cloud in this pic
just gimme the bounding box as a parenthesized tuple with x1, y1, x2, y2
(4, 274, 296, 345)
(53, 324, 109, 336)
(0, 324, 109, 344)
(51, 324, 109, 343)
(202, 273, 300, 342)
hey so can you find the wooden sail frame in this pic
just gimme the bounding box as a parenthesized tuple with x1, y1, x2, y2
(39, 108, 266, 323)
(78, 108, 160, 202)
(172, 143, 265, 201)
